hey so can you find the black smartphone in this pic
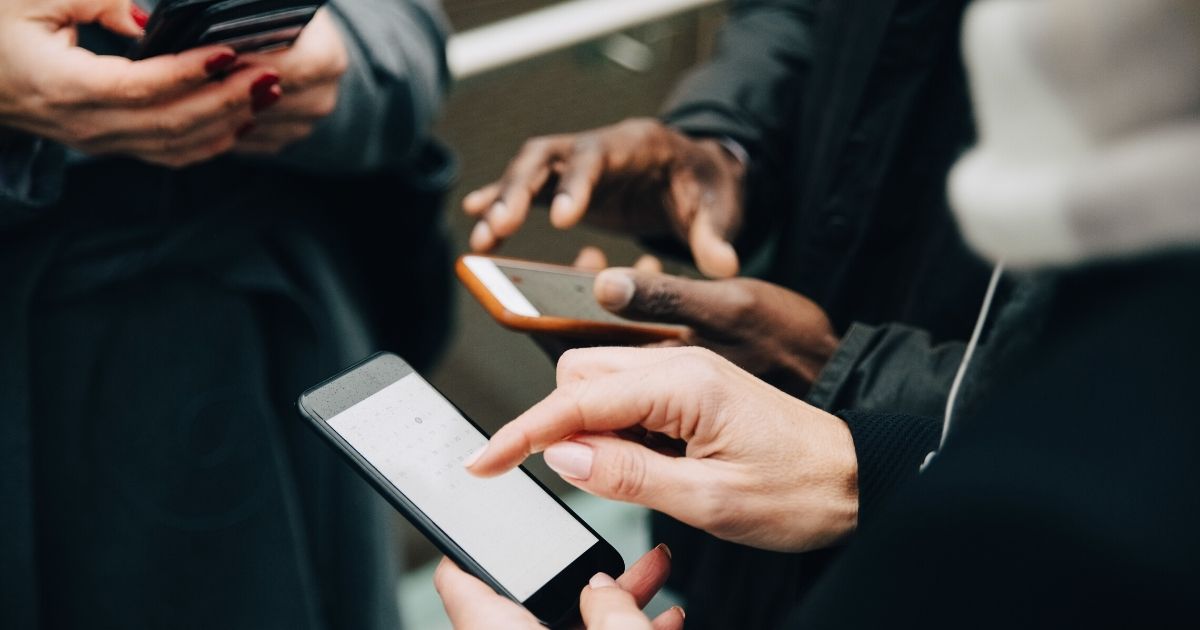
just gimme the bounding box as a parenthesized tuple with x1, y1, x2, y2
(131, 0, 326, 59)
(297, 352, 624, 627)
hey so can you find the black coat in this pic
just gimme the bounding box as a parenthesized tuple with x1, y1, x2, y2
(0, 156, 453, 630)
(656, 1, 990, 626)
(789, 250, 1200, 628)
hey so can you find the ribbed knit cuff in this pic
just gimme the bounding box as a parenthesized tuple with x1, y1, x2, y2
(838, 411, 941, 525)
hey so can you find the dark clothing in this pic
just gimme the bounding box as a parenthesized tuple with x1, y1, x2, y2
(665, 0, 989, 342)
(1, 158, 452, 630)
(789, 250, 1200, 628)
(1, 2, 452, 626)
(657, 1, 990, 626)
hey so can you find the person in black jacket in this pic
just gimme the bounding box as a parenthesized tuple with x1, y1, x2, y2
(0, 1, 452, 628)
(464, 0, 990, 625)
(433, 0, 1200, 626)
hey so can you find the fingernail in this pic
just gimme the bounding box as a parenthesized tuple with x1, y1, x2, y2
(205, 52, 237, 75)
(655, 543, 672, 560)
(131, 5, 150, 29)
(251, 74, 282, 112)
(464, 190, 488, 208)
(488, 201, 510, 224)
(463, 444, 488, 468)
(550, 193, 573, 224)
(589, 573, 617, 589)
(671, 606, 686, 620)
(544, 441, 593, 480)
(236, 122, 256, 139)
(469, 221, 494, 251)
(594, 270, 636, 309)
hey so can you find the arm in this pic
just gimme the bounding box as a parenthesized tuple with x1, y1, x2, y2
(276, 0, 450, 173)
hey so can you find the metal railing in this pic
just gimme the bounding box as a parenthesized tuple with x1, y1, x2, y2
(447, 0, 723, 81)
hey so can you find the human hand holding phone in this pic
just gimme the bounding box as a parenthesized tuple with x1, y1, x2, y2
(0, 0, 279, 168)
(525, 247, 840, 397)
(435, 545, 685, 630)
(299, 353, 626, 627)
(467, 346, 860, 553)
(233, 7, 347, 154)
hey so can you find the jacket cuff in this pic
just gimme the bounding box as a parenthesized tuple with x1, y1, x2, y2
(0, 133, 66, 220)
(807, 323, 879, 411)
(838, 410, 941, 525)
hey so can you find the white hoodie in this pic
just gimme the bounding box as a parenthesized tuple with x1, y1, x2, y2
(949, 0, 1200, 268)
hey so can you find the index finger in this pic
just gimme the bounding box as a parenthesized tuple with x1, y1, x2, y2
(47, 45, 236, 107)
(467, 352, 708, 477)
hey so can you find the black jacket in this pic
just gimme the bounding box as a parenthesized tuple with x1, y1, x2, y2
(656, 1, 991, 626)
(789, 250, 1200, 628)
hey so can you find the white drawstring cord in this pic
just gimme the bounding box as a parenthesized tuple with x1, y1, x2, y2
(922, 261, 1006, 471)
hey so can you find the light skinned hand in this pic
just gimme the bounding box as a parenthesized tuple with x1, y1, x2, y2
(0, 0, 280, 168)
(434, 544, 685, 630)
(466, 346, 859, 552)
(234, 8, 348, 154)
(463, 118, 746, 278)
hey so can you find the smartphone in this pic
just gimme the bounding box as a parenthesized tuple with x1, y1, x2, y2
(131, 0, 326, 59)
(457, 255, 688, 343)
(297, 352, 623, 627)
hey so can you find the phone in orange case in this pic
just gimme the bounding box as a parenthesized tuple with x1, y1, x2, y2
(456, 255, 687, 343)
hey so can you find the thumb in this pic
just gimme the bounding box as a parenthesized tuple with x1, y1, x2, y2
(579, 573, 652, 630)
(594, 268, 739, 330)
(689, 205, 739, 278)
(97, 0, 144, 38)
(544, 435, 710, 520)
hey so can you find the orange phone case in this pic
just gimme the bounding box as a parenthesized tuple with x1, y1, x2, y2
(455, 255, 686, 343)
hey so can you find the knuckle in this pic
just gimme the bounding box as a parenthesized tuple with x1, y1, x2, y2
(677, 348, 724, 382)
(604, 448, 647, 500)
(722, 282, 759, 326)
(639, 282, 683, 317)
(555, 349, 586, 384)
(519, 137, 551, 156)
(154, 115, 192, 138)
(111, 76, 155, 105)
(314, 93, 338, 117)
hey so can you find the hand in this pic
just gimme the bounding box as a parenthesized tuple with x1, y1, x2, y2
(234, 8, 348, 154)
(434, 544, 685, 630)
(594, 267, 839, 397)
(463, 118, 746, 278)
(556, 247, 839, 397)
(467, 347, 859, 552)
(0, 0, 279, 168)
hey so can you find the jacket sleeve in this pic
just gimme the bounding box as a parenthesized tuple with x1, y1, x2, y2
(276, 0, 451, 174)
(807, 322, 965, 418)
(661, 0, 818, 156)
(655, 0, 818, 267)
(0, 131, 67, 226)
(837, 411, 940, 525)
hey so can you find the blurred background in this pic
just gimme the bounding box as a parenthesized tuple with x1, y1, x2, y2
(400, 1, 726, 626)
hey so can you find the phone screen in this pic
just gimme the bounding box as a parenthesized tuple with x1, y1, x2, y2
(323, 371, 598, 601)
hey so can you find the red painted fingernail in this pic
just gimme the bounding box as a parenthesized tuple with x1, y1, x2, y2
(131, 5, 150, 29)
(251, 74, 282, 112)
(236, 123, 256, 139)
(204, 52, 237, 75)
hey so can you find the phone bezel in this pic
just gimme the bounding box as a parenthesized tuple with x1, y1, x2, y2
(456, 255, 688, 343)
(296, 352, 623, 627)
